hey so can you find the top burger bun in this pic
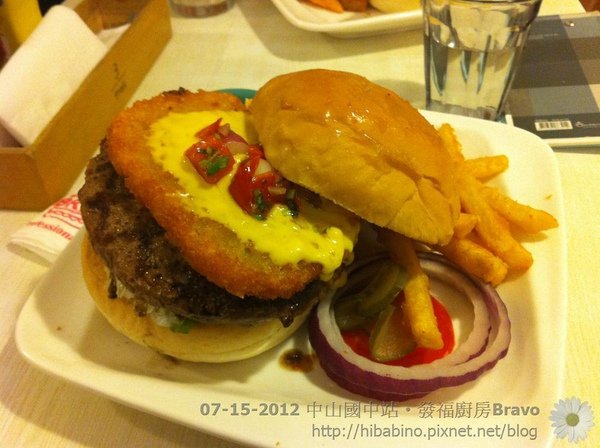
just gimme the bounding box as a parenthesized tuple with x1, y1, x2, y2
(249, 69, 459, 246)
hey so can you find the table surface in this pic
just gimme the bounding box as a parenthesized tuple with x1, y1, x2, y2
(2, 1, 598, 447)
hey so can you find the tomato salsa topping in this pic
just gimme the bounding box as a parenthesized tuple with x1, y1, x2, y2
(185, 119, 236, 184)
(186, 119, 298, 220)
(229, 145, 298, 220)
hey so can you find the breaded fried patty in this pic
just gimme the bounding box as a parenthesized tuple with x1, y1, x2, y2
(79, 148, 322, 326)
(104, 89, 322, 299)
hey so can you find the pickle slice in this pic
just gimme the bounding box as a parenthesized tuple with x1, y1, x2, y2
(334, 260, 406, 331)
(357, 260, 406, 316)
(369, 304, 416, 362)
(334, 294, 371, 330)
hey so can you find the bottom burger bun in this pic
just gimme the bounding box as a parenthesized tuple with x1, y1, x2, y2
(81, 234, 311, 363)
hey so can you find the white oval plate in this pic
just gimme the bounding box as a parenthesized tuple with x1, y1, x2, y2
(16, 110, 567, 448)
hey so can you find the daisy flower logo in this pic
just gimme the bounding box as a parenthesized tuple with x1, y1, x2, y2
(550, 397, 594, 443)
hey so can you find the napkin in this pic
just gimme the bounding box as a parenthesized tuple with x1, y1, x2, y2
(97, 23, 130, 49)
(10, 194, 83, 263)
(0, 123, 19, 146)
(0, 5, 107, 146)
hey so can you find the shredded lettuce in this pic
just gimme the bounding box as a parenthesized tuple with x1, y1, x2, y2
(170, 317, 197, 334)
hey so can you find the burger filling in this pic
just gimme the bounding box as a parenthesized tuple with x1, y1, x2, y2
(79, 148, 328, 328)
(148, 110, 359, 281)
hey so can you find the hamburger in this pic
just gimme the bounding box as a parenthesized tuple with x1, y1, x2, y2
(79, 69, 459, 363)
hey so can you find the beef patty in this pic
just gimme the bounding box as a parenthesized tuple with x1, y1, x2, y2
(78, 146, 323, 327)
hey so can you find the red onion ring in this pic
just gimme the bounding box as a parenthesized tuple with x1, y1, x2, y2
(308, 252, 511, 401)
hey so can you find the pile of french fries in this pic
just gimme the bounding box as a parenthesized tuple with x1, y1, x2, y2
(436, 123, 558, 285)
(381, 124, 558, 350)
(302, 0, 418, 13)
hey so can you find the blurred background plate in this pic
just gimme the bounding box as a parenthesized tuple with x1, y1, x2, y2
(270, 0, 422, 38)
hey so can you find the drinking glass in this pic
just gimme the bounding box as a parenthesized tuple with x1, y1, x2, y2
(169, 0, 233, 17)
(423, 0, 542, 121)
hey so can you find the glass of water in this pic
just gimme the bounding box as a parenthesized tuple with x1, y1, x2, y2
(423, 0, 542, 121)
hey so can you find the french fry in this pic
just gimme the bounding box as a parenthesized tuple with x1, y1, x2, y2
(462, 155, 509, 180)
(304, 0, 344, 13)
(480, 185, 559, 233)
(458, 174, 533, 272)
(339, 0, 368, 11)
(453, 213, 479, 239)
(438, 236, 508, 286)
(438, 123, 464, 163)
(378, 230, 443, 350)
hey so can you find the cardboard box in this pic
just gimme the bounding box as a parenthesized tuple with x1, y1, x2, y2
(0, 0, 171, 210)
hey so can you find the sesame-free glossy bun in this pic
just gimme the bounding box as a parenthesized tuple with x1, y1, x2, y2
(81, 234, 310, 363)
(249, 69, 459, 245)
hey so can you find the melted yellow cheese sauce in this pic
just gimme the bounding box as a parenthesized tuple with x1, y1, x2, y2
(148, 110, 359, 279)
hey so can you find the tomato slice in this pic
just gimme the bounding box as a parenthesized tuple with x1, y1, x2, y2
(185, 119, 235, 184)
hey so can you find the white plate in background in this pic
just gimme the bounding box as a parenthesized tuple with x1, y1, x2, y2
(270, 0, 422, 38)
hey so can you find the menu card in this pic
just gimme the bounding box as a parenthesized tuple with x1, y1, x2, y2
(506, 13, 600, 148)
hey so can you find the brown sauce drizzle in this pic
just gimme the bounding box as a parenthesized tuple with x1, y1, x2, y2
(279, 349, 315, 372)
